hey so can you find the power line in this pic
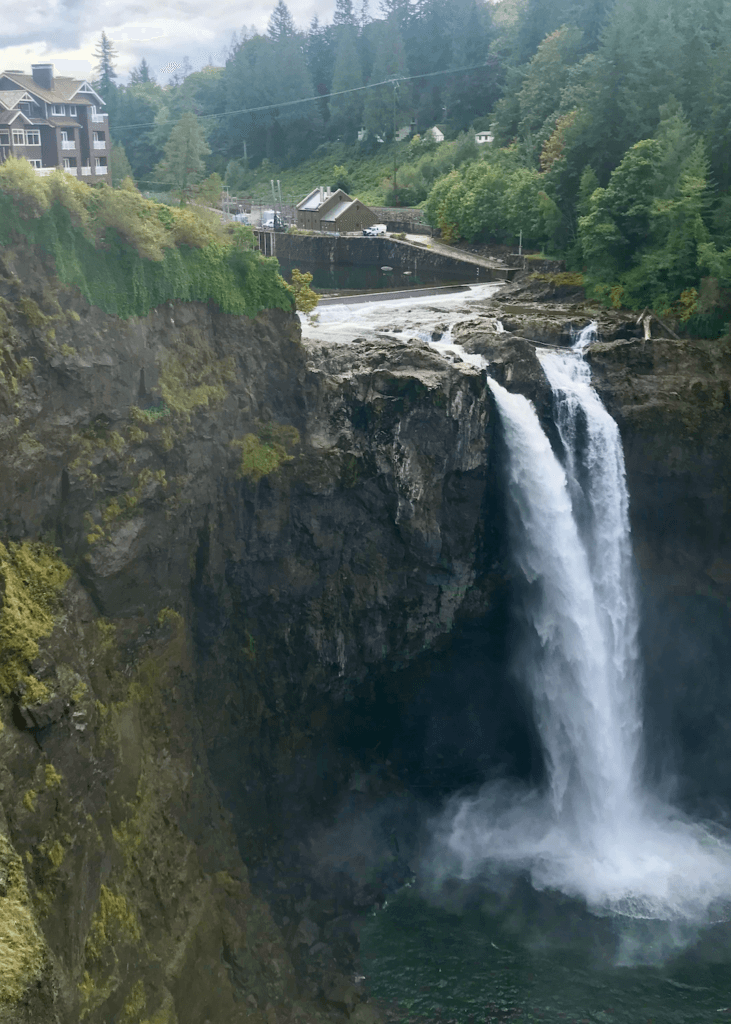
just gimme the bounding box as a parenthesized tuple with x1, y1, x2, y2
(110, 59, 497, 133)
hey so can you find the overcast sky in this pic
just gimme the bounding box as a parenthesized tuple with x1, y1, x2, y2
(0, 0, 344, 85)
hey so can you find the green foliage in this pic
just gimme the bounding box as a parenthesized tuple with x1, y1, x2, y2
(232, 423, 300, 482)
(0, 160, 292, 320)
(0, 832, 47, 1007)
(0, 541, 71, 697)
(290, 268, 320, 314)
(154, 110, 211, 199)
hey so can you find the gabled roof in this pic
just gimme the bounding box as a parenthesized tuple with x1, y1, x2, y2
(0, 109, 32, 126)
(297, 187, 325, 211)
(296, 187, 351, 212)
(0, 72, 104, 107)
(320, 200, 357, 222)
(0, 89, 34, 109)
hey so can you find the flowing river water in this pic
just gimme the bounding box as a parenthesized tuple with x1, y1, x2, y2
(303, 288, 731, 1022)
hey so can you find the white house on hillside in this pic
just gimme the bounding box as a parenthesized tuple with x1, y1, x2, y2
(475, 131, 494, 145)
(426, 125, 445, 143)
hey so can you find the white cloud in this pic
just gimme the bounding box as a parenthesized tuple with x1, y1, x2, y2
(0, 0, 340, 82)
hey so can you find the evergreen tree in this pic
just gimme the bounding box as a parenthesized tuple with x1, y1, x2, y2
(333, 0, 357, 26)
(129, 58, 154, 84)
(329, 27, 365, 141)
(268, 1, 296, 41)
(93, 31, 119, 115)
(363, 18, 410, 140)
(154, 110, 211, 199)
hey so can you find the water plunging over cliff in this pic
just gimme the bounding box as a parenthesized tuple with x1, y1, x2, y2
(435, 347, 731, 928)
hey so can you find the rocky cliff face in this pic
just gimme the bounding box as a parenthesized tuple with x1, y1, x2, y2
(0, 244, 499, 1023)
(3, 242, 731, 1022)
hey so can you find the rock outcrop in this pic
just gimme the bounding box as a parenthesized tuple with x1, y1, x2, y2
(0, 246, 499, 1023)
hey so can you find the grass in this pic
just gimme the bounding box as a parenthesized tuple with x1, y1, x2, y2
(231, 140, 414, 207)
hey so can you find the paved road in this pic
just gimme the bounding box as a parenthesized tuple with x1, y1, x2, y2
(401, 234, 509, 271)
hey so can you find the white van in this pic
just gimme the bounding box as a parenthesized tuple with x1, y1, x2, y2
(363, 223, 387, 236)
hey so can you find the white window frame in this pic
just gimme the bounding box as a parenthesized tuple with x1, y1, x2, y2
(63, 157, 72, 168)
(68, 105, 76, 116)
(61, 130, 69, 142)
(93, 131, 104, 142)
(12, 129, 24, 145)
(27, 158, 42, 168)
(51, 104, 65, 116)
(25, 129, 40, 145)
(95, 157, 107, 167)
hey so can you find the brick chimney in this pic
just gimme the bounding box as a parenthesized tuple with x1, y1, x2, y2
(31, 64, 54, 92)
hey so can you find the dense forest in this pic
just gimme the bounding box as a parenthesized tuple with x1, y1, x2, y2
(100, 0, 731, 329)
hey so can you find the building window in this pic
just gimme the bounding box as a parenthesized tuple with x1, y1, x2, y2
(12, 129, 24, 145)
(0, 131, 9, 145)
(93, 131, 105, 142)
(63, 158, 77, 168)
(61, 131, 69, 141)
(68, 105, 76, 116)
(28, 159, 42, 168)
(26, 130, 40, 145)
(51, 104, 65, 115)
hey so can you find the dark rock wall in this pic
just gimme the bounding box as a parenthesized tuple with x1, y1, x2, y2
(0, 248, 502, 1022)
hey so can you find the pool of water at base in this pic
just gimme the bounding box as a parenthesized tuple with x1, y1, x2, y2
(277, 260, 479, 292)
(358, 883, 731, 1024)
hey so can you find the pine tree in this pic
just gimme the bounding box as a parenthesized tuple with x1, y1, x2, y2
(333, 0, 357, 26)
(129, 58, 154, 84)
(267, 1, 296, 41)
(93, 32, 118, 105)
(154, 110, 211, 199)
(329, 27, 364, 140)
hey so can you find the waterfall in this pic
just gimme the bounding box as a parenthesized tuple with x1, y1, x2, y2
(436, 344, 731, 928)
(572, 320, 597, 351)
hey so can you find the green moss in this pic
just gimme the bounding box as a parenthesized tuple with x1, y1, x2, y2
(0, 832, 48, 1007)
(22, 674, 51, 704)
(85, 885, 141, 961)
(120, 978, 147, 1023)
(23, 790, 37, 812)
(159, 338, 235, 420)
(232, 422, 300, 482)
(0, 541, 71, 697)
(44, 764, 62, 790)
(46, 840, 65, 869)
(531, 271, 585, 289)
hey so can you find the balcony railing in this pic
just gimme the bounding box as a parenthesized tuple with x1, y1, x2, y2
(34, 167, 55, 176)
(81, 166, 91, 176)
(94, 165, 108, 175)
(61, 140, 75, 150)
(91, 111, 107, 122)
(63, 167, 77, 175)
(93, 140, 106, 150)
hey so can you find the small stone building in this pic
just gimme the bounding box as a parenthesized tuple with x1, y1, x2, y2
(319, 198, 377, 234)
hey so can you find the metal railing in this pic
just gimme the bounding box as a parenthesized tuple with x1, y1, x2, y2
(93, 140, 106, 149)
(61, 140, 75, 150)
(94, 166, 107, 175)
(81, 166, 91, 176)
(91, 111, 107, 122)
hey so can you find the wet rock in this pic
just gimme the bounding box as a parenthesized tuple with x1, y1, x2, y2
(293, 918, 320, 947)
(322, 972, 361, 1013)
(13, 694, 67, 731)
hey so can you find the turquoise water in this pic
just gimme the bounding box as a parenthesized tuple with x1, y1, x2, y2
(359, 883, 731, 1024)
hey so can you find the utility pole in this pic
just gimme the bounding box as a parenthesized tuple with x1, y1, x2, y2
(392, 79, 400, 206)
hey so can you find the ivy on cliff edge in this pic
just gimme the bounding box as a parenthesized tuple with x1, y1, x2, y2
(0, 159, 294, 320)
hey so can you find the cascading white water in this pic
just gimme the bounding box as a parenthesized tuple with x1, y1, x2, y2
(435, 340, 731, 929)
(572, 320, 598, 350)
